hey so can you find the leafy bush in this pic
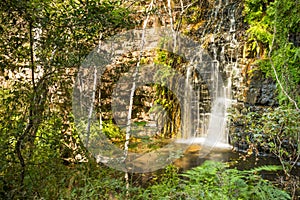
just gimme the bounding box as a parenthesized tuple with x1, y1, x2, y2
(140, 161, 290, 200)
(230, 107, 300, 175)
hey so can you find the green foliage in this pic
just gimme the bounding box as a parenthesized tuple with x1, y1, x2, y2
(154, 49, 177, 87)
(182, 161, 288, 200)
(151, 49, 183, 137)
(0, 0, 133, 198)
(141, 165, 180, 199)
(62, 165, 128, 199)
(244, 0, 300, 107)
(1, 0, 298, 198)
(140, 161, 290, 200)
(229, 107, 300, 175)
(102, 120, 124, 140)
(134, 121, 147, 126)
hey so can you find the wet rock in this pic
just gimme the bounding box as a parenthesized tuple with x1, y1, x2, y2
(246, 70, 278, 106)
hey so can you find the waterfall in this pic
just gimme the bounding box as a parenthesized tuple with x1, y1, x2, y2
(72, 0, 246, 172)
(178, 1, 239, 150)
(204, 1, 238, 149)
(181, 65, 193, 139)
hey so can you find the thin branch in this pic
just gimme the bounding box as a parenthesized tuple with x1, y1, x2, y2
(97, 34, 103, 131)
(15, 20, 36, 188)
(15, 130, 26, 186)
(85, 66, 97, 147)
(124, 0, 154, 194)
(166, 0, 174, 31)
(85, 32, 102, 148)
(124, 0, 154, 158)
(179, 0, 196, 16)
(29, 21, 36, 91)
(176, 0, 196, 31)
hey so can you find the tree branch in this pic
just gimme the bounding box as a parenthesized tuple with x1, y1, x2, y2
(29, 21, 36, 91)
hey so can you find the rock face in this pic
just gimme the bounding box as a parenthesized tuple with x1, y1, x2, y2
(245, 70, 278, 106)
(188, 0, 278, 107)
(98, 52, 157, 123)
(95, 0, 279, 144)
(181, 0, 280, 151)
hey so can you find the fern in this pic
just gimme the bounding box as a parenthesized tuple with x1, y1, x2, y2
(246, 165, 282, 173)
(177, 161, 290, 200)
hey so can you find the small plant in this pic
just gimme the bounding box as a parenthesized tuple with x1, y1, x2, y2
(102, 120, 124, 140)
(140, 161, 290, 200)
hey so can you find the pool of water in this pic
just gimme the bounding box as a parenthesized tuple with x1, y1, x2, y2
(173, 145, 300, 178)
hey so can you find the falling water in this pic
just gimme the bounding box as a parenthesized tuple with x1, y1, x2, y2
(181, 65, 193, 139)
(178, 1, 239, 150)
(203, 2, 238, 149)
(72, 0, 245, 173)
(204, 2, 237, 148)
